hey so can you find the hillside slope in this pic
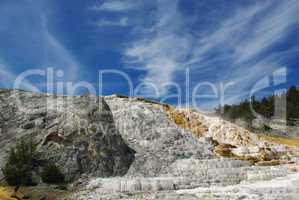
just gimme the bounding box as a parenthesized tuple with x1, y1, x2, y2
(0, 90, 135, 182)
(69, 95, 298, 200)
(0, 91, 298, 200)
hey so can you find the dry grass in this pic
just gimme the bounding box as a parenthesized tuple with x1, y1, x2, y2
(0, 187, 14, 200)
(213, 144, 259, 165)
(213, 144, 284, 166)
(0, 186, 66, 200)
(214, 144, 235, 157)
(233, 155, 260, 165)
(255, 160, 281, 166)
(258, 134, 299, 147)
(216, 150, 279, 165)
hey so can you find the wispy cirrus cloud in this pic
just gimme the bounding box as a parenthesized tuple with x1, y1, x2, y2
(189, 0, 299, 69)
(0, 62, 39, 91)
(187, 2, 271, 66)
(123, 0, 299, 104)
(42, 17, 80, 81)
(234, 0, 299, 63)
(96, 17, 129, 27)
(0, 1, 82, 92)
(196, 1, 299, 108)
(92, 0, 143, 31)
(200, 0, 299, 105)
(93, 0, 141, 12)
(124, 0, 191, 96)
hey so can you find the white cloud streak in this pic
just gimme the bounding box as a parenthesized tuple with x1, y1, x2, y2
(96, 17, 129, 27)
(189, 0, 299, 66)
(188, 2, 271, 65)
(45, 32, 79, 81)
(41, 16, 80, 81)
(124, 0, 191, 96)
(93, 0, 140, 12)
(0, 62, 39, 91)
(124, 0, 299, 103)
(234, 0, 299, 63)
(0, 2, 82, 93)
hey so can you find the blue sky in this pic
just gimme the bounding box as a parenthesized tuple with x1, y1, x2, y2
(0, 0, 299, 110)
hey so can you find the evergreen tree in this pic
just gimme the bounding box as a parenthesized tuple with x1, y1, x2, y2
(41, 163, 65, 184)
(216, 86, 299, 126)
(1, 140, 37, 186)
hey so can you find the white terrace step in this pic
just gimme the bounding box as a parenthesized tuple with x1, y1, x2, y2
(176, 172, 299, 200)
(81, 166, 292, 196)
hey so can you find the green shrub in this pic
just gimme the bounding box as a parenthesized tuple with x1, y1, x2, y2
(1, 140, 36, 186)
(263, 124, 272, 131)
(41, 164, 65, 184)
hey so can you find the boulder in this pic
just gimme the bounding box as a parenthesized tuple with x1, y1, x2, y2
(0, 90, 135, 182)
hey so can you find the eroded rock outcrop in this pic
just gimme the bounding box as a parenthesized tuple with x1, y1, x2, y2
(0, 90, 135, 182)
(67, 95, 298, 200)
(1, 91, 298, 200)
(165, 107, 299, 165)
(103, 95, 211, 177)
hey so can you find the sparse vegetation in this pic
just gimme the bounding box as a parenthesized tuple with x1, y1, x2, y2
(1, 140, 36, 186)
(258, 134, 299, 147)
(216, 86, 299, 126)
(0, 186, 66, 200)
(41, 164, 65, 185)
(1, 139, 66, 186)
(255, 160, 281, 166)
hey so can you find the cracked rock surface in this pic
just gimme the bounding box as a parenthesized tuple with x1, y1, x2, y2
(66, 95, 298, 200)
(0, 90, 135, 182)
(0, 91, 298, 200)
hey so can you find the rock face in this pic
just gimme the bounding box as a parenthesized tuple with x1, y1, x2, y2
(104, 95, 211, 177)
(167, 108, 259, 147)
(0, 90, 135, 182)
(1, 91, 299, 200)
(67, 95, 299, 200)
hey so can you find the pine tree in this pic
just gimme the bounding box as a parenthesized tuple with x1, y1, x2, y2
(1, 140, 36, 186)
(216, 86, 299, 126)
